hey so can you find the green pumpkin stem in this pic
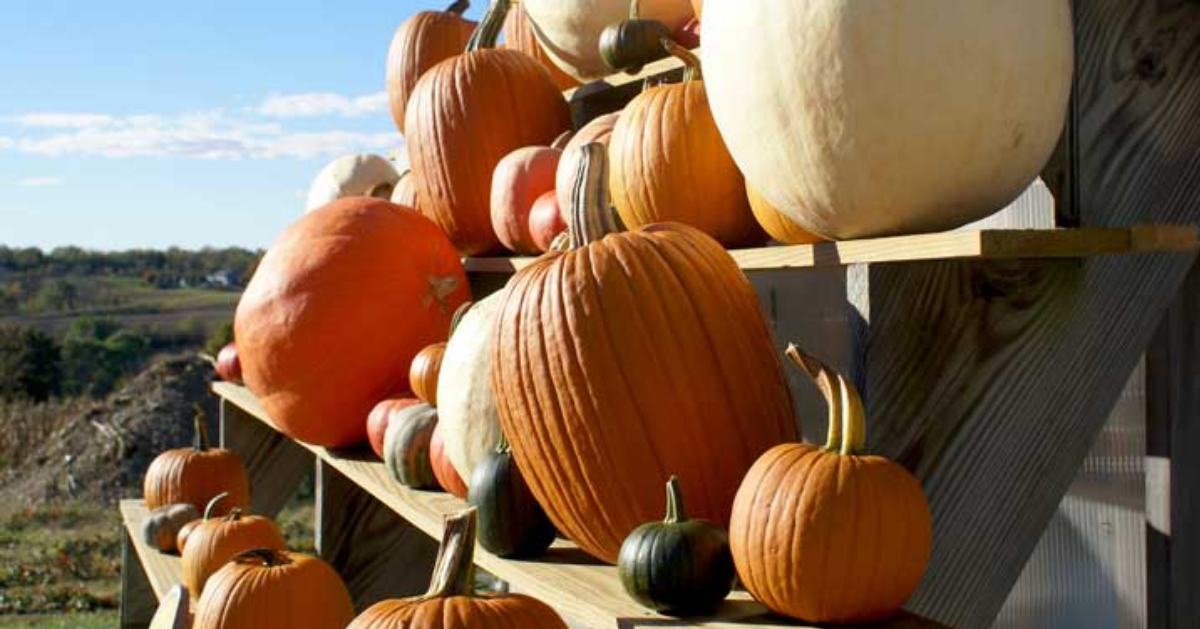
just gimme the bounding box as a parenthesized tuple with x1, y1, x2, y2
(466, 0, 510, 52)
(446, 0, 470, 15)
(567, 143, 624, 249)
(426, 509, 479, 598)
(495, 432, 511, 454)
(234, 547, 290, 567)
(661, 38, 701, 82)
(192, 404, 210, 452)
(785, 344, 842, 452)
(836, 372, 867, 456)
(203, 492, 229, 519)
(664, 476, 688, 523)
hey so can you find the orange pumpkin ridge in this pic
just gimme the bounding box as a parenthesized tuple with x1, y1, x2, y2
(143, 406, 250, 516)
(182, 507, 286, 601)
(193, 549, 354, 629)
(503, 3, 580, 92)
(386, 0, 477, 134)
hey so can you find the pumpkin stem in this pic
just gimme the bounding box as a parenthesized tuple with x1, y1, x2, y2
(446, 0, 470, 15)
(449, 301, 474, 337)
(567, 143, 624, 248)
(836, 372, 867, 456)
(661, 38, 701, 82)
(495, 432, 510, 454)
(426, 509, 479, 598)
(466, 0, 510, 52)
(663, 475, 688, 523)
(785, 344, 842, 452)
(203, 492, 229, 519)
(225, 507, 244, 522)
(192, 404, 210, 452)
(233, 548, 289, 568)
(629, 0, 640, 20)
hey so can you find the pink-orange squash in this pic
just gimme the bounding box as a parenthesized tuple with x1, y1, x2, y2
(490, 147, 562, 255)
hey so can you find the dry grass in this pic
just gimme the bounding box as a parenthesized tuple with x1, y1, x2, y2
(0, 399, 95, 472)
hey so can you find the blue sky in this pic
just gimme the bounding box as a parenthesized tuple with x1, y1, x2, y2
(1, 0, 485, 250)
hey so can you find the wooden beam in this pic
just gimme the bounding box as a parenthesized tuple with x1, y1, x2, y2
(219, 397, 312, 519)
(119, 527, 157, 629)
(118, 500, 183, 602)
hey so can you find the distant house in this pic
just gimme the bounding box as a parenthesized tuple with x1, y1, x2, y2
(204, 269, 241, 288)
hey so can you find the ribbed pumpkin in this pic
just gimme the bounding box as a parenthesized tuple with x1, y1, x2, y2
(436, 293, 504, 481)
(347, 509, 568, 628)
(367, 397, 421, 460)
(431, 422, 469, 498)
(409, 343, 446, 406)
(144, 408, 249, 515)
(193, 549, 354, 629)
(747, 187, 823, 245)
(383, 402, 440, 490)
(177, 492, 233, 555)
(235, 197, 470, 448)
(182, 508, 286, 601)
(503, 3, 579, 92)
(492, 147, 796, 563)
(406, 0, 572, 256)
(609, 42, 762, 247)
(490, 146, 562, 255)
(385, 0, 476, 134)
(391, 169, 420, 210)
(730, 345, 932, 623)
(555, 112, 619, 220)
(141, 503, 199, 553)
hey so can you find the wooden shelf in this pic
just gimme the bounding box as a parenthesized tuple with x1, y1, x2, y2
(119, 499, 182, 602)
(563, 50, 691, 100)
(213, 382, 943, 629)
(464, 225, 1199, 274)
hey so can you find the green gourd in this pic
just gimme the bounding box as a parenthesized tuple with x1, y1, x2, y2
(468, 439, 556, 558)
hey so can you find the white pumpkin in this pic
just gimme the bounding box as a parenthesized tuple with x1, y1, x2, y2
(523, 0, 694, 81)
(305, 154, 400, 212)
(555, 112, 619, 221)
(702, 0, 1074, 239)
(436, 291, 505, 481)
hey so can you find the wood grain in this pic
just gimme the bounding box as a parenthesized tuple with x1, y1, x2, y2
(120, 527, 157, 629)
(119, 500, 183, 601)
(219, 397, 312, 519)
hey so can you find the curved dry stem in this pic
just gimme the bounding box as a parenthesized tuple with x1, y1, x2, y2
(661, 38, 701, 81)
(425, 509, 478, 598)
(785, 344, 842, 452)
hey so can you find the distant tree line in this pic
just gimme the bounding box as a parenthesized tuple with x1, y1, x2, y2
(0, 246, 262, 288)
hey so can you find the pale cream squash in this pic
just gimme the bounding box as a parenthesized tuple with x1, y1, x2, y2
(305, 154, 400, 213)
(435, 291, 505, 481)
(701, 0, 1074, 239)
(522, 0, 694, 81)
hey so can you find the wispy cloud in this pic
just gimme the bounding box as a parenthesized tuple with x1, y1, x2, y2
(16, 176, 65, 187)
(257, 91, 388, 118)
(15, 113, 115, 128)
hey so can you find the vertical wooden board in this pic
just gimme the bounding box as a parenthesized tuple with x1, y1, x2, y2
(120, 528, 157, 629)
(220, 399, 312, 518)
(315, 458, 438, 611)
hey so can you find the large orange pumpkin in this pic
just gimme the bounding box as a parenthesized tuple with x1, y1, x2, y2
(385, 0, 476, 134)
(143, 408, 250, 515)
(182, 508, 286, 601)
(491, 148, 796, 563)
(490, 146, 562, 254)
(503, 3, 580, 92)
(747, 187, 824, 245)
(235, 197, 470, 447)
(193, 549, 354, 629)
(406, 0, 572, 256)
(730, 345, 932, 624)
(347, 509, 567, 628)
(609, 41, 762, 247)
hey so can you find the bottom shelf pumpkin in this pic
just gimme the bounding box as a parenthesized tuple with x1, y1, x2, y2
(141, 503, 199, 553)
(347, 508, 568, 628)
(468, 439, 556, 559)
(729, 344, 932, 624)
(181, 507, 286, 600)
(383, 402, 440, 490)
(431, 421, 469, 498)
(192, 549, 354, 629)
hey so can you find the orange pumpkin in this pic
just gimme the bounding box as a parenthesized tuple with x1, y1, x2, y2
(730, 345, 932, 624)
(348, 509, 567, 628)
(492, 148, 796, 563)
(431, 421, 468, 498)
(410, 342, 447, 406)
(144, 408, 250, 515)
(182, 508, 286, 601)
(386, 0, 476, 134)
(193, 549, 354, 629)
(406, 0, 572, 256)
(690, 0, 702, 19)
(177, 492, 233, 555)
(367, 397, 421, 460)
(555, 111, 619, 221)
(490, 146, 562, 254)
(747, 187, 824, 245)
(391, 168, 420, 210)
(609, 42, 762, 247)
(528, 190, 567, 252)
(235, 197, 470, 448)
(503, 3, 580, 92)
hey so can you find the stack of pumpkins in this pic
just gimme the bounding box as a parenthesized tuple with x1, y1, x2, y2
(216, 0, 1073, 625)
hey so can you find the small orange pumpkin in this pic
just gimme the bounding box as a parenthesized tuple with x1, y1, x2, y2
(177, 492, 232, 555)
(193, 549, 354, 629)
(182, 507, 286, 600)
(431, 421, 468, 498)
(490, 146, 562, 255)
(747, 187, 824, 245)
(410, 343, 447, 407)
(348, 509, 567, 628)
(503, 3, 580, 92)
(143, 407, 250, 516)
(729, 345, 932, 624)
(386, 0, 477, 134)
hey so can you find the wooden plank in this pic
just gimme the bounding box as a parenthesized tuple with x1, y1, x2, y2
(315, 457, 438, 611)
(219, 396, 312, 519)
(119, 500, 183, 602)
(463, 225, 1199, 275)
(120, 527, 157, 629)
(563, 51, 689, 100)
(214, 383, 943, 629)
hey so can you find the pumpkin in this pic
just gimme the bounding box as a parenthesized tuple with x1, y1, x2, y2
(522, 0, 693, 81)
(747, 187, 823, 246)
(431, 421, 468, 498)
(468, 439, 556, 558)
(409, 343, 446, 406)
(367, 397, 421, 460)
(383, 402, 441, 490)
(144, 407, 250, 515)
(141, 503, 200, 553)
(215, 343, 242, 384)
(407, 0, 572, 256)
(730, 345, 932, 623)
(305, 154, 400, 212)
(347, 509, 568, 628)
(391, 169, 420, 210)
(609, 42, 762, 248)
(235, 197, 470, 447)
(599, 0, 673, 74)
(193, 549, 355, 629)
(528, 190, 567, 252)
(490, 146, 562, 255)
(177, 492, 232, 555)
(555, 112, 619, 221)
(436, 292, 506, 482)
(689, 0, 702, 19)
(492, 146, 795, 563)
(503, 3, 579, 92)
(182, 508, 286, 601)
(701, 0, 1074, 239)
(617, 476, 734, 614)
(385, 0, 476, 134)
(674, 17, 700, 48)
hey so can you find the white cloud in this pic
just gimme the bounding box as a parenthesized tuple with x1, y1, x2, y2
(257, 91, 388, 118)
(15, 113, 115, 128)
(16, 176, 65, 187)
